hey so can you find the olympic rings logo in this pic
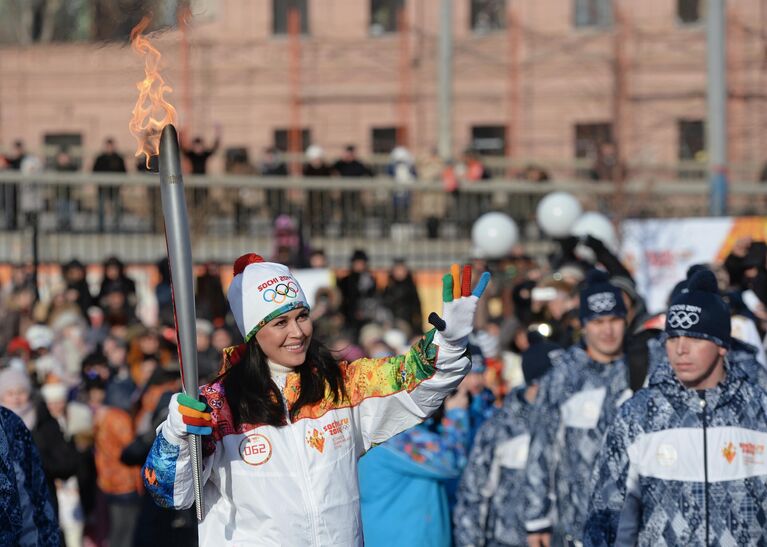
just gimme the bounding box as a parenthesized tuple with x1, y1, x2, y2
(263, 281, 299, 304)
(667, 310, 700, 330)
(587, 292, 616, 313)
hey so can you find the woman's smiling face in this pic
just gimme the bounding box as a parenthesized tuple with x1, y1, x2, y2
(255, 307, 313, 367)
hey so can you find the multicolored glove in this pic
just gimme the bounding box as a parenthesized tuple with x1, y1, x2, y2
(166, 392, 213, 438)
(428, 264, 491, 349)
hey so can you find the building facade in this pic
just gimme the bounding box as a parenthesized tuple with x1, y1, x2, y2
(0, 0, 765, 180)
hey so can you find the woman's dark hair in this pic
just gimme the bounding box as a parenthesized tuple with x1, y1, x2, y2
(221, 337, 346, 428)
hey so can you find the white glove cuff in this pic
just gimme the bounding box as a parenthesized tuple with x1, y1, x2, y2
(162, 393, 189, 446)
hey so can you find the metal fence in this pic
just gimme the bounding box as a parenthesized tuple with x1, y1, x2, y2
(0, 170, 765, 268)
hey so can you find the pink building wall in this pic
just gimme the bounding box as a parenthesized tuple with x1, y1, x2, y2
(0, 0, 765, 179)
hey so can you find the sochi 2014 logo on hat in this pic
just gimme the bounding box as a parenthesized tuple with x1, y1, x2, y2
(262, 280, 299, 304)
(587, 292, 617, 314)
(667, 305, 701, 330)
(239, 433, 272, 466)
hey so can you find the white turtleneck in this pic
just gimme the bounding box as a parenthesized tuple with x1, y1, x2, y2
(268, 360, 294, 377)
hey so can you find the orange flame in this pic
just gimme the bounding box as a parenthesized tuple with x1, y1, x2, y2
(129, 16, 177, 168)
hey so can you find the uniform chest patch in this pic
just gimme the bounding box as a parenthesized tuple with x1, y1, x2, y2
(656, 444, 677, 467)
(240, 433, 272, 466)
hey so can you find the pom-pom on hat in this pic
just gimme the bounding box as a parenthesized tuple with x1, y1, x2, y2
(521, 331, 562, 385)
(579, 269, 627, 324)
(227, 253, 310, 342)
(667, 263, 707, 305)
(665, 269, 730, 348)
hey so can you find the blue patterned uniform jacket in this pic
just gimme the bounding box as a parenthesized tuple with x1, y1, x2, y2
(728, 338, 767, 390)
(454, 387, 535, 547)
(523, 346, 631, 541)
(0, 406, 59, 547)
(584, 356, 767, 546)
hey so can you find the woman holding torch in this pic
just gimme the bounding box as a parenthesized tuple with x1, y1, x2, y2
(143, 253, 489, 545)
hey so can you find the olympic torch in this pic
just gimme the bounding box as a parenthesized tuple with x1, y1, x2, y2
(159, 124, 205, 521)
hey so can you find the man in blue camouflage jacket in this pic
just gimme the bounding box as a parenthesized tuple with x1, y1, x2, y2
(0, 405, 60, 546)
(584, 269, 767, 546)
(525, 271, 632, 546)
(454, 333, 562, 547)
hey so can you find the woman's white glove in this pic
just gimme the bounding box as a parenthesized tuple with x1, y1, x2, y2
(428, 264, 491, 350)
(165, 392, 213, 441)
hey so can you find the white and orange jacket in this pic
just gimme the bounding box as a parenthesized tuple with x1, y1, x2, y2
(143, 329, 470, 546)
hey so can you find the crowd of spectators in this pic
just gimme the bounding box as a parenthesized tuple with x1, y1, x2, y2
(3, 222, 767, 545)
(0, 134, 561, 237)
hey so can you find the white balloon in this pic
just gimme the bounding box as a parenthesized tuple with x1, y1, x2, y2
(471, 212, 519, 258)
(536, 192, 582, 237)
(571, 212, 619, 253)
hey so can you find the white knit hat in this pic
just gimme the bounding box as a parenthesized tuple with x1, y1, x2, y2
(41, 382, 68, 403)
(227, 253, 310, 342)
(25, 324, 54, 351)
(66, 402, 94, 436)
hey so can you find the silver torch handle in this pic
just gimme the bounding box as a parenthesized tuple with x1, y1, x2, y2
(159, 124, 204, 521)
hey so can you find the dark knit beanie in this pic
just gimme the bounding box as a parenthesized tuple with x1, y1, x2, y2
(579, 269, 627, 324)
(665, 269, 730, 348)
(521, 332, 561, 385)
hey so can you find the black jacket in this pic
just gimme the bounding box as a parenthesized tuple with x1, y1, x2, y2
(383, 275, 423, 334)
(30, 401, 79, 516)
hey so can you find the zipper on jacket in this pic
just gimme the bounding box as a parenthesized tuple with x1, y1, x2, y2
(279, 379, 321, 546)
(699, 396, 709, 546)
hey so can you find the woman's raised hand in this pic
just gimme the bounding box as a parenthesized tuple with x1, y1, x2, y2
(428, 264, 491, 348)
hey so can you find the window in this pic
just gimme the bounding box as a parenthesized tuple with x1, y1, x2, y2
(574, 122, 612, 177)
(678, 120, 704, 160)
(574, 0, 612, 28)
(274, 128, 312, 153)
(371, 127, 399, 155)
(575, 123, 612, 159)
(273, 0, 308, 35)
(471, 125, 507, 156)
(678, 119, 705, 178)
(471, 0, 506, 34)
(90, 0, 193, 42)
(370, 0, 404, 36)
(0, 0, 92, 44)
(677, 0, 702, 25)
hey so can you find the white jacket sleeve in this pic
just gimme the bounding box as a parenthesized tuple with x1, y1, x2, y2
(142, 393, 218, 510)
(345, 328, 471, 453)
